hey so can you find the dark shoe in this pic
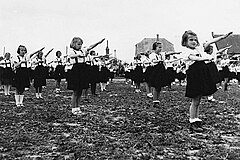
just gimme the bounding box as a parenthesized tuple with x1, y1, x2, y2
(83, 99, 90, 103)
(153, 101, 160, 107)
(190, 122, 204, 133)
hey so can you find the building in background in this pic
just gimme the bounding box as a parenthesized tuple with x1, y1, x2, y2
(135, 34, 175, 56)
(212, 32, 240, 57)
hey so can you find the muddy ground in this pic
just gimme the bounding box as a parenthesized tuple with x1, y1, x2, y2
(0, 78, 240, 160)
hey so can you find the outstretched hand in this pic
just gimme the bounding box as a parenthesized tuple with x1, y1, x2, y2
(224, 32, 233, 38)
(100, 38, 105, 43)
(39, 47, 45, 52)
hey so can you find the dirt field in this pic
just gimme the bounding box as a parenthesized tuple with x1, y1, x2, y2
(0, 78, 240, 159)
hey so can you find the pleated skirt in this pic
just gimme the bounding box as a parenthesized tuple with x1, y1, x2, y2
(185, 61, 217, 98)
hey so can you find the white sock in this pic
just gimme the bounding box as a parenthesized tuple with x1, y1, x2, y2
(100, 83, 103, 91)
(195, 118, 202, 122)
(7, 86, 10, 95)
(4, 86, 7, 95)
(36, 93, 39, 98)
(208, 96, 213, 100)
(19, 95, 24, 105)
(15, 95, 20, 105)
(189, 118, 196, 123)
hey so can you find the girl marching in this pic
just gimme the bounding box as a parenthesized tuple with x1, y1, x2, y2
(67, 37, 105, 109)
(48, 50, 66, 94)
(180, 30, 232, 132)
(13, 45, 44, 107)
(142, 51, 154, 98)
(148, 41, 168, 106)
(0, 52, 14, 96)
(31, 48, 54, 99)
(132, 53, 144, 93)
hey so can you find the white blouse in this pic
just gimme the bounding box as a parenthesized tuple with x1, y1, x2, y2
(13, 54, 31, 68)
(0, 59, 13, 68)
(180, 47, 213, 70)
(69, 48, 88, 64)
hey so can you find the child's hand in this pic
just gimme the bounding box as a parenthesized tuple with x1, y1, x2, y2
(225, 32, 233, 38)
(100, 38, 105, 43)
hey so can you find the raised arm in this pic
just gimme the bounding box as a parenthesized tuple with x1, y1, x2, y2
(45, 48, 54, 57)
(87, 38, 105, 51)
(216, 45, 232, 56)
(29, 47, 45, 58)
(204, 32, 233, 48)
(165, 51, 182, 56)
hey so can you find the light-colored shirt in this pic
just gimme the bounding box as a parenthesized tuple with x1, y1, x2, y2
(13, 54, 31, 68)
(180, 46, 213, 70)
(0, 59, 13, 68)
(69, 48, 88, 64)
(149, 52, 165, 66)
(31, 57, 46, 70)
(220, 59, 230, 67)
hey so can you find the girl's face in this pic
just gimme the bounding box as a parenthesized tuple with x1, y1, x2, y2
(38, 51, 43, 58)
(186, 35, 198, 49)
(156, 44, 162, 53)
(56, 51, 62, 57)
(223, 54, 228, 59)
(19, 46, 27, 56)
(74, 40, 83, 51)
(208, 46, 213, 54)
(5, 53, 10, 59)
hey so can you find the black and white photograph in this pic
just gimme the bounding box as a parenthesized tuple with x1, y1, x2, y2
(1, 0, 240, 159)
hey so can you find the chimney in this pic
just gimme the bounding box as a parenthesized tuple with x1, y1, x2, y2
(157, 34, 159, 41)
(114, 49, 117, 58)
(106, 40, 109, 55)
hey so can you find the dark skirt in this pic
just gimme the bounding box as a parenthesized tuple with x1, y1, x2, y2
(149, 62, 168, 90)
(132, 66, 143, 83)
(67, 63, 89, 90)
(0, 67, 4, 84)
(54, 65, 66, 80)
(108, 71, 114, 79)
(33, 65, 47, 88)
(222, 66, 230, 78)
(206, 62, 221, 84)
(12, 67, 31, 89)
(185, 61, 217, 98)
(89, 65, 100, 83)
(175, 71, 186, 81)
(236, 72, 240, 81)
(99, 66, 110, 83)
(143, 66, 154, 84)
(1, 67, 14, 85)
(166, 67, 176, 84)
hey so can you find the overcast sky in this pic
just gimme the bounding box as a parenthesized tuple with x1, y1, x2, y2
(0, 0, 240, 62)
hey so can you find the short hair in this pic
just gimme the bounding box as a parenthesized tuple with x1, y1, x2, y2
(37, 51, 43, 57)
(4, 52, 11, 58)
(152, 41, 162, 50)
(70, 37, 83, 49)
(181, 30, 199, 47)
(56, 50, 62, 56)
(17, 45, 27, 54)
(204, 44, 213, 53)
(89, 50, 95, 55)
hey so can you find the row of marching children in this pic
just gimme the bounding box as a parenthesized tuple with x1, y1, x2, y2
(125, 31, 235, 133)
(124, 43, 185, 107)
(0, 37, 114, 108)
